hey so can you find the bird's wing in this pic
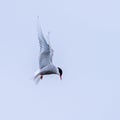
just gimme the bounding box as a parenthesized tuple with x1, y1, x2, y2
(46, 32, 54, 63)
(37, 16, 54, 69)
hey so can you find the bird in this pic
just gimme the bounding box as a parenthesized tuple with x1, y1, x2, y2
(34, 16, 63, 80)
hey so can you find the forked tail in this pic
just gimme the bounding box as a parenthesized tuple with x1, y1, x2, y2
(34, 69, 41, 80)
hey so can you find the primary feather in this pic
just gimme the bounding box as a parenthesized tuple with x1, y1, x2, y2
(37, 17, 54, 69)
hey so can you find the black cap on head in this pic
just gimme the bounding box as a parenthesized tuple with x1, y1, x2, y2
(57, 67, 63, 76)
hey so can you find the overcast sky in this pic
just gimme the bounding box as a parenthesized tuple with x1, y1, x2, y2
(0, 0, 120, 120)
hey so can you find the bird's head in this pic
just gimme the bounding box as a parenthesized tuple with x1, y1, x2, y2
(57, 67, 63, 80)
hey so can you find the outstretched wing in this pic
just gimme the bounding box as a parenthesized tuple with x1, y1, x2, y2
(37, 16, 53, 69)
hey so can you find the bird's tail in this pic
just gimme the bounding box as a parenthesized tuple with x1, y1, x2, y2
(34, 69, 41, 80)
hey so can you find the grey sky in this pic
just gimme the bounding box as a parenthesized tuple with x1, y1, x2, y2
(0, 0, 120, 120)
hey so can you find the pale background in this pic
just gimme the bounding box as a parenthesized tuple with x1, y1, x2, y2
(0, 0, 120, 120)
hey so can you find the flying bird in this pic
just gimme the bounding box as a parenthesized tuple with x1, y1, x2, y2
(34, 16, 63, 80)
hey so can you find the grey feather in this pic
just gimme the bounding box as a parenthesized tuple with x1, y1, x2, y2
(37, 17, 53, 69)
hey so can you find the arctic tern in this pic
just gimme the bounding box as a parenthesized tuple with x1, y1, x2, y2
(34, 17, 63, 80)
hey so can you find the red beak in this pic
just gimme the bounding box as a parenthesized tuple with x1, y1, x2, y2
(60, 75, 62, 80)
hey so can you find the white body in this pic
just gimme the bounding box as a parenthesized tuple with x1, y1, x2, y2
(34, 17, 59, 79)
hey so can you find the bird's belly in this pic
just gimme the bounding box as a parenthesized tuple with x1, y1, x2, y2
(40, 65, 57, 75)
(44, 71, 55, 75)
(41, 70, 56, 75)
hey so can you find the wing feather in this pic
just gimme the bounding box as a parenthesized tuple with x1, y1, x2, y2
(37, 16, 53, 69)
